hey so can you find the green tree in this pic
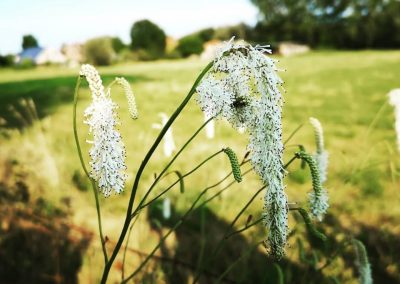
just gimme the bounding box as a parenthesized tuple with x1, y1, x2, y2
(130, 20, 166, 58)
(111, 37, 126, 53)
(22, 34, 39, 50)
(250, 0, 400, 48)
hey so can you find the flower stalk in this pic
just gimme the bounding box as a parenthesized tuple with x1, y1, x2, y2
(72, 75, 108, 264)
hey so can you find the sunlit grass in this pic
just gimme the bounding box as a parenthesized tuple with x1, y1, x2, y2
(1, 51, 400, 282)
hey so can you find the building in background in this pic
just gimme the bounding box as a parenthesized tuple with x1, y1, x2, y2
(16, 47, 66, 65)
(61, 43, 83, 67)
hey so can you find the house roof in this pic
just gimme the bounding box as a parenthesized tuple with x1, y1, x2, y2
(19, 47, 43, 60)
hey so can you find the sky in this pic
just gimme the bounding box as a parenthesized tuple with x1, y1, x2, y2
(0, 0, 259, 54)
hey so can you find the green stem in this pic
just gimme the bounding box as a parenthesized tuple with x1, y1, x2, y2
(196, 168, 253, 208)
(121, 215, 140, 281)
(224, 217, 263, 240)
(122, 180, 213, 283)
(133, 149, 224, 215)
(193, 186, 264, 284)
(193, 156, 294, 283)
(101, 61, 213, 283)
(72, 76, 108, 264)
(215, 241, 263, 284)
(284, 123, 303, 145)
(122, 162, 251, 282)
(283, 155, 298, 169)
(135, 116, 215, 213)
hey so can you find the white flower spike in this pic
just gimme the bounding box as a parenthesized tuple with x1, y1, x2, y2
(196, 40, 287, 258)
(80, 64, 127, 197)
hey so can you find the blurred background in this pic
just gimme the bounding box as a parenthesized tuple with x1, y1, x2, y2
(1, 0, 400, 283)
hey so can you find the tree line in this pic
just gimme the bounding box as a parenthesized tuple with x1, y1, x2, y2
(250, 0, 400, 49)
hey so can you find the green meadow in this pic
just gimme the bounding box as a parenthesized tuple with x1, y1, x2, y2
(1, 51, 400, 283)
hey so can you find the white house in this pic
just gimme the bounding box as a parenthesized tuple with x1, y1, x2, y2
(16, 47, 66, 65)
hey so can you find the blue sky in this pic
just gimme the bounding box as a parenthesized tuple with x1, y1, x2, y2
(0, 0, 259, 54)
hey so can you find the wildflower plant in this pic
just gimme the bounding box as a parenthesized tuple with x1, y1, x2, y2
(72, 39, 341, 283)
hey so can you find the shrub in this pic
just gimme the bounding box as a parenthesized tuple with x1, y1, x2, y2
(84, 37, 115, 66)
(16, 58, 35, 69)
(176, 35, 204, 57)
(130, 19, 166, 58)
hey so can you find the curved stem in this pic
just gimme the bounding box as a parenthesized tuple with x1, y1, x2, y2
(284, 123, 303, 145)
(196, 167, 252, 208)
(135, 116, 215, 213)
(122, 181, 213, 283)
(283, 154, 298, 169)
(133, 149, 224, 216)
(215, 241, 263, 284)
(121, 213, 141, 281)
(72, 76, 108, 264)
(122, 164, 246, 283)
(224, 217, 263, 239)
(123, 162, 251, 281)
(101, 61, 213, 283)
(192, 186, 264, 283)
(193, 155, 296, 283)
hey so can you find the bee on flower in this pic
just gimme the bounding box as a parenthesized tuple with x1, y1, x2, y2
(196, 39, 287, 258)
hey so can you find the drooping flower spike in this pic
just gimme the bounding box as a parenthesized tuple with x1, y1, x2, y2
(80, 64, 127, 197)
(196, 40, 287, 258)
(295, 151, 329, 221)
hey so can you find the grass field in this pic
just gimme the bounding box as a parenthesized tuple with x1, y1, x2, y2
(1, 51, 400, 283)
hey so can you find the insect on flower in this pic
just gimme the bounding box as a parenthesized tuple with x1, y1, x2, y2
(196, 39, 288, 258)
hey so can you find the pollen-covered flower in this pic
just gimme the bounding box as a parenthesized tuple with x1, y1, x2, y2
(196, 39, 287, 258)
(80, 64, 104, 98)
(309, 117, 329, 184)
(80, 64, 127, 197)
(196, 74, 234, 120)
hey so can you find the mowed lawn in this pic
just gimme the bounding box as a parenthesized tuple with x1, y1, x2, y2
(0, 51, 400, 283)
